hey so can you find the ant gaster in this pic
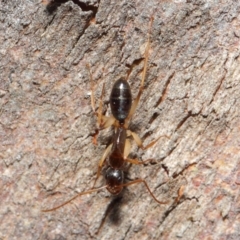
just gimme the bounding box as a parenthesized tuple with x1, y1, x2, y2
(42, 17, 169, 212)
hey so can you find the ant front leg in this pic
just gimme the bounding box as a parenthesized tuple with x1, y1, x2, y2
(122, 178, 169, 204)
(92, 143, 112, 189)
(42, 185, 108, 212)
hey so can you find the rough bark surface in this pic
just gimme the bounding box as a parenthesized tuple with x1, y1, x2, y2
(0, 0, 239, 239)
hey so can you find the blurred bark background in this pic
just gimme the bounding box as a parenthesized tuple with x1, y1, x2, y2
(0, 0, 239, 239)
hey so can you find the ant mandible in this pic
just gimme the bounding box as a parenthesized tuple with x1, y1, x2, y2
(42, 17, 169, 212)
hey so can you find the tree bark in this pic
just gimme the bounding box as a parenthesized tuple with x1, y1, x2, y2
(0, 0, 239, 239)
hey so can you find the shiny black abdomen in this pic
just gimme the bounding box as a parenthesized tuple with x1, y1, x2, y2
(110, 78, 132, 123)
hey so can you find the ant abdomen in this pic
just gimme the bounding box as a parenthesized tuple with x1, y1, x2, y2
(110, 78, 132, 123)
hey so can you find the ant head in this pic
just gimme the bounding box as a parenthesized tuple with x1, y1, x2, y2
(105, 167, 124, 195)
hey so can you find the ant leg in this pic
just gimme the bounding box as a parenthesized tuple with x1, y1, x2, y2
(123, 139, 131, 159)
(124, 139, 145, 163)
(92, 143, 112, 189)
(96, 83, 115, 129)
(122, 178, 168, 204)
(125, 157, 154, 165)
(87, 64, 115, 130)
(127, 130, 169, 150)
(42, 185, 107, 212)
(124, 139, 154, 165)
(175, 185, 185, 203)
(99, 115, 115, 130)
(125, 17, 153, 126)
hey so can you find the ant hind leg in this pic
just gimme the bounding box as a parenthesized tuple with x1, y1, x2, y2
(87, 64, 116, 131)
(125, 17, 153, 127)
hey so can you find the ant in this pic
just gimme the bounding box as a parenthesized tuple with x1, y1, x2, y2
(42, 17, 169, 212)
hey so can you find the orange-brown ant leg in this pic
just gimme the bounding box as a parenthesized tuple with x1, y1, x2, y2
(96, 83, 115, 129)
(127, 130, 169, 150)
(124, 139, 152, 165)
(87, 64, 115, 130)
(92, 143, 112, 189)
(125, 17, 153, 127)
(99, 115, 116, 130)
(123, 139, 131, 159)
(42, 185, 108, 212)
(122, 178, 168, 204)
(175, 185, 185, 203)
(125, 158, 153, 165)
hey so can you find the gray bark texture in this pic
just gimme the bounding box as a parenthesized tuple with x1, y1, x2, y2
(0, 0, 239, 239)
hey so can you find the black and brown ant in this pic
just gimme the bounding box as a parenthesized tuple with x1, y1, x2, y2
(42, 17, 169, 212)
